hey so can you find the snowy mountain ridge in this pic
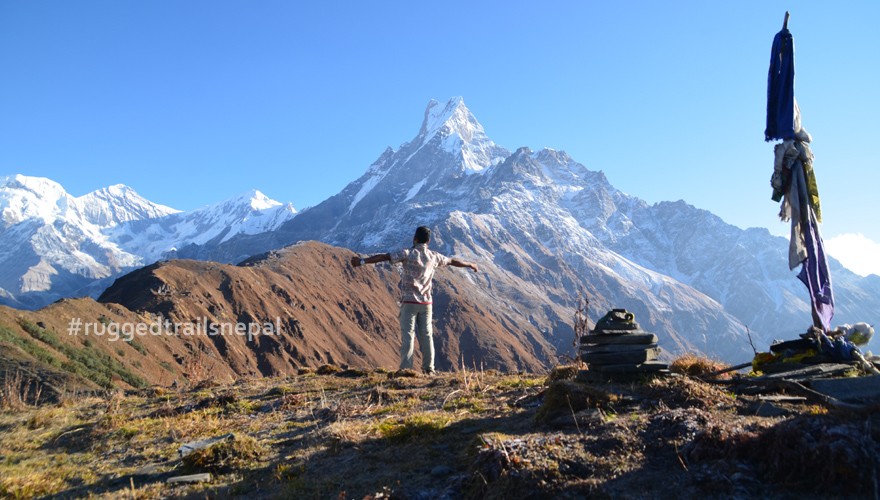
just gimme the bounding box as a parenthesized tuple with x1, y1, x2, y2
(0, 174, 179, 229)
(0, 175, 296, 308)
(108, 189, 296, 261)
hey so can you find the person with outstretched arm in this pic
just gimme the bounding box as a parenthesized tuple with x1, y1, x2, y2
(350, 226, 479, 374)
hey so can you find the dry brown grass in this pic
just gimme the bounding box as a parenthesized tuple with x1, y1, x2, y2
(0, 370, 43, 411)
(315, 364, 341, 375)
(0, 363, 876, 499)
(546, 364, 579, 383)
(669, 354, 730, 378)
(455, 358, 490, 394)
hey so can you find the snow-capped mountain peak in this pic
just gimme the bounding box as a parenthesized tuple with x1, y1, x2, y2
(0, 175, 180, 229)
(0, 174, 69, 225)
(0, 174, 66, 198)
(340, 98, 512, 214)
(228, 189, 282, 211)
(106, 189, 298, 262)
(415, 97, 507, 174)
(418, 96, 472, 141)
(76, 184, 179, 227)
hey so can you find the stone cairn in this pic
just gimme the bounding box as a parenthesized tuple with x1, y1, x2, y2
(579, 309, 669, 380)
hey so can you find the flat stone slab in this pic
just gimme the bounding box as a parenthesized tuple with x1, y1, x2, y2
(809, 375, 880, 403)
(591, 327, 641, 334)
(178, 433, 235, 458)
(580, 333, 658, 345)
(582, 348, 661, 365)
(590, 327, 641, 334)
(757, 394, 808, 403)
(581, 343, 659, 353)
(588, 360, 669, 373)
(167, 473, 212, 484)
(756, 363, 855, 382)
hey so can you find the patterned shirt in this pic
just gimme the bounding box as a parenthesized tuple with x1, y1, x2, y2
(390, 244, 451, 304)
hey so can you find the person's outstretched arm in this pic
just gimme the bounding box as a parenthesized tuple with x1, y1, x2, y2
(450, 258, 479, 273)
(351, 253, 391, 267)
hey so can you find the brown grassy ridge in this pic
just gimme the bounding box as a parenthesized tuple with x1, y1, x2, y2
(1, 358, 879, 499)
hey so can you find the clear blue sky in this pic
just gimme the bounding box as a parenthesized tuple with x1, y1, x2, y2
(1, 1, 878, 272)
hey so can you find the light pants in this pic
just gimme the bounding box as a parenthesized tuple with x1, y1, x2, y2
(399, 302, 434, 372)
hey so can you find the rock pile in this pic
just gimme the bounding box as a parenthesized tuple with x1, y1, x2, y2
(579, 309, 669, 380)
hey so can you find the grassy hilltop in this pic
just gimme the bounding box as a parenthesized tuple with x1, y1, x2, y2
(2, 358, 879, 499)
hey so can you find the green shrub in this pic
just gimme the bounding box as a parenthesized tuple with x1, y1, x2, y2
(18, 320, 147, 389)
(0, 325, 62, 368)
(127, 338, 148, 355)
(18, 320, 62, 348)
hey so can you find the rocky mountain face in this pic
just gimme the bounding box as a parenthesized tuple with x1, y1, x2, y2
(187, 97, 880, 362)
(0, 240, 551, 399)
(583, 198, 879, 346)
(98, 241, 550, 374)
(0, 175, 295, 309)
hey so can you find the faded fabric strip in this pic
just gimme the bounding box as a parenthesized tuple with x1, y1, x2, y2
(797, 207, 834, 331)
(790, 159, 834, 329)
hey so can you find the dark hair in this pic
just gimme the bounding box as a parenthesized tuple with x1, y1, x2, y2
(414, 226, 431, 244)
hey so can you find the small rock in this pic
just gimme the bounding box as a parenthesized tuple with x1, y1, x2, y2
(167, 473, 212, 484)
(753, 402, 789, 418)
(178, 433, 235, 458)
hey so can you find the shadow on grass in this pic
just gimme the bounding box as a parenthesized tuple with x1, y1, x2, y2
(204, 410, 539, 499)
